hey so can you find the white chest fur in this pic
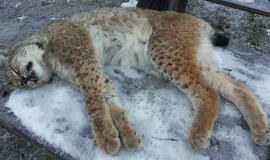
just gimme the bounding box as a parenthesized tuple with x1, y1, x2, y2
(81, 10, 154, 68)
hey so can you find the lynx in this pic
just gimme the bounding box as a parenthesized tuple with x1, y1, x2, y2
(1, 8, 269, 155)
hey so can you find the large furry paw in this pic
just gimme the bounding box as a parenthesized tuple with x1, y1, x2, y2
(251, 129, 270, 145)
(108, 104, 140, 151)
(94, 123, 121, 155)
(120, 124, 140, 151)
(188, 128, 210, 152)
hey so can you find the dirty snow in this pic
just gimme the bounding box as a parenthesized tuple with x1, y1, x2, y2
(15, 2, 22, 8)
(47, 0, 55, 2)
(266, 29, 270, 37)
(0, 55, 6, 68)
(234, 0, 254, 3)
(121, 0, 138, 8)
(5, 47, 270, 160)
(50, 17, 65, 21)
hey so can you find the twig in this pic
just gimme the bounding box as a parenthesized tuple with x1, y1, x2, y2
(151, 136, 179, 141)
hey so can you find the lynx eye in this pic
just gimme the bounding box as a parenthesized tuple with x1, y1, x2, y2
(20, 71, 38, 86)
(26, 61, 33, 71)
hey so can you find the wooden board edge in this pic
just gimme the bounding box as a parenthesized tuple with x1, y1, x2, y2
(204, 0, 270, 17)
(0, 119, 65, 160)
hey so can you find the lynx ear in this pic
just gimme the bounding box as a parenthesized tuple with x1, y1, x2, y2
(0, 54, 8, 70)
(35, 42, 44, 49)
(27, 34, 48, 50)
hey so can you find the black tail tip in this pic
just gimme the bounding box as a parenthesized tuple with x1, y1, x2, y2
(211, 33, 229, 47)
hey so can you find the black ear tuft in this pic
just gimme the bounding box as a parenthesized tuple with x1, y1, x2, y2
(35, 42, 44, 49)
(211, 33, 229, 47)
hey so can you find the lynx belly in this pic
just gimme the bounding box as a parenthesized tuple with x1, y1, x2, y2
(86, 15, 153, 68)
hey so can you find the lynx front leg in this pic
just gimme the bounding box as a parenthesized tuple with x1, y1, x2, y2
(76, 58, 120, 155)
(103, 76, 140, 150)
(149, 35, 219, 152)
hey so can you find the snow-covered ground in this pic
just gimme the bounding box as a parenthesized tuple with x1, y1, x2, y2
(5, 47, 270, 160)
(120, 0, 138, 8)
(234, 0, 254, 3)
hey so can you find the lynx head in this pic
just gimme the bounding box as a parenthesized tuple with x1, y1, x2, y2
(1, 35, 52, 96)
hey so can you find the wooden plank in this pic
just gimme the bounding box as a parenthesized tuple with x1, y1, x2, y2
(169, 0, 188, 12)
(0, 1, 269, 159)
(136, 0, 188, 12)
(136, 0, 169, 11)
(204, 0, 270, 17)
(2, 47, 270, 160)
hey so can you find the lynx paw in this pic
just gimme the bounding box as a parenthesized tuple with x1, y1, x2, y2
(121, 129, 140, 151)
(251, 129, 270, 145)
(108, 104, 140, 151)
(188, 131, 209, 152)
(94, 125, 121, 155)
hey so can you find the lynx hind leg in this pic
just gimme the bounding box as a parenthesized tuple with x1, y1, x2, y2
(76, 58, 120, 155)
(197, 48, 270, 145)
(103, 76, 140, 150)
(149, 35, 219, 151)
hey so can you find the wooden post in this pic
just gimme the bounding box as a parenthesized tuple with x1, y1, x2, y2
(137, 0, 188, 12)
(136, 0, 169, 11)
(169, 0, 188, 12)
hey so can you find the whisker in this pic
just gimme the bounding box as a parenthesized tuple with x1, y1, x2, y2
(10, 66, 19, 76)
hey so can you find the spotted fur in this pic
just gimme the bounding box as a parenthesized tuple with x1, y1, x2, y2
(3, 8, 269, 155)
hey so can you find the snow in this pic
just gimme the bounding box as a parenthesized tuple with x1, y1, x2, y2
(15, 2, 22, 8)
(18, 16, 27, 22)
(121, 0, 138, 8)
(266, 29, 270, 37)
(4, 47, 270, 160)
(234, 0, 254, 3)
(50, 17, 65, 21)
(50, 18, 59, 21)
